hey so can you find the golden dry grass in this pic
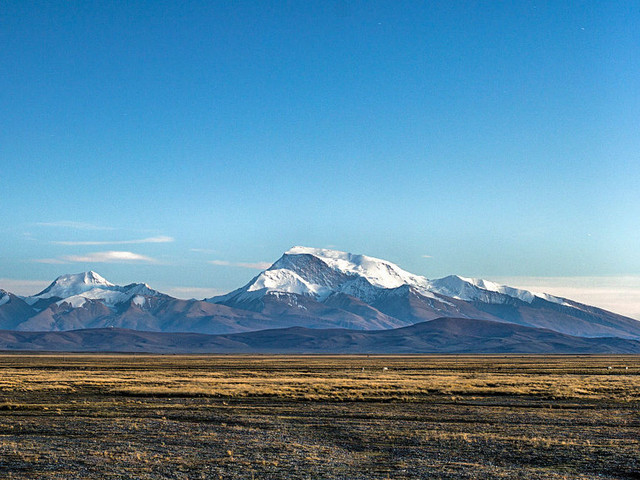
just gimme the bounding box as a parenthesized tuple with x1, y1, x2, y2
(0, 354, 638, 401)
(0, 354, 638, 479)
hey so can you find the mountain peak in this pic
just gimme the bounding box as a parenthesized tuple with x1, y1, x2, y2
(30, 271, 115, 302)
(283, 246, 427, 290)
(53, 271, 114, 288)
(213, 246, 572, 311)
(211, 246, 436, 306)
(23, 271, 164, 310)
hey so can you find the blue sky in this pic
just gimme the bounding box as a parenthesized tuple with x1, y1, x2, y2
(1, 2, 639, 316)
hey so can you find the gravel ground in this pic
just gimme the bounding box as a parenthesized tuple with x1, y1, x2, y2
(0, 355, 638, 479)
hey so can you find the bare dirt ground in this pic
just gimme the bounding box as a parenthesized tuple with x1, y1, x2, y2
(0, 354, 638, 479)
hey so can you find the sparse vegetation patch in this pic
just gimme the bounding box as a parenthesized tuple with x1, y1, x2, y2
(0, 354, 638, 479)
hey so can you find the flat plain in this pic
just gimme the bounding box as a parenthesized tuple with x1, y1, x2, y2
(0, 354, 638, 479)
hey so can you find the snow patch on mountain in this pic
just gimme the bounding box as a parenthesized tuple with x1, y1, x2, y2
(57, 295, 89, 309)
(247, 269, 324, 297)
(132, 295, 146, 307)
(56, 288, 152, 309)
(269, 291, 309, 310)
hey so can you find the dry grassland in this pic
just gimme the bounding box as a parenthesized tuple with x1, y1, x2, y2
(0, 354, 638, 479)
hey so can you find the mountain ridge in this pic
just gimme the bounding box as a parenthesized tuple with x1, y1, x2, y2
(1, 317, 639, 354)
(1, 247, 639, 343)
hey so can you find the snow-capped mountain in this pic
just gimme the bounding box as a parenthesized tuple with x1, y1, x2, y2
(1, 247, 640, 342)
(208, 246, 640, 339)
(211, 247, 565, 306)
(212, 246, 434, 304)
(7, 271, 172, 332)
(2, 271, 323, 334)
(27, 271, 115, 302)
(25, 271, 163, 310)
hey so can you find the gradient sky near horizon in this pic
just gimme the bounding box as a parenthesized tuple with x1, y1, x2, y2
(1, 1, 639, 317)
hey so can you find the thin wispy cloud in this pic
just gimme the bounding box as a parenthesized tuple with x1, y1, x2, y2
(53, 235, 174, 246)
(35, 251, 157, 264)
(209, 260, 272, 270)
(65, 251, 157, 263)
(0, 278, 50, 296)
(421, 255, 433, 259)
(162, 286, 225, 300)
(34, 221, 115, 231)
(492, 275, 640, 320)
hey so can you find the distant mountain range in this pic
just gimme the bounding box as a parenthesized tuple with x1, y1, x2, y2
(1, 246, 639, 353)
(1, 318, 639, 354)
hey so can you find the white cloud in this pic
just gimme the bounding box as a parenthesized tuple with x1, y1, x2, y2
(65, 251, 157, 263)
(0, 279, 50, 296)
(492, 275, 640, 320)
(209, 260, 271, 270)
(34, 221, 115, 231)
(421, 255, 433, 259)
(36, 251, 157, 264)
(53, 235, 174, 246)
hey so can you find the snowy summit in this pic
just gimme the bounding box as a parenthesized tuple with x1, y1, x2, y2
(210, 246, 564, 307)
(26, 271, 162, 309)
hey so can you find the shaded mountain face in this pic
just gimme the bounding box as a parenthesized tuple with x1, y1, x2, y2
(0, 290, 37, 330)
(1, 318, 639, 354)
(1, 247, 640, 340)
